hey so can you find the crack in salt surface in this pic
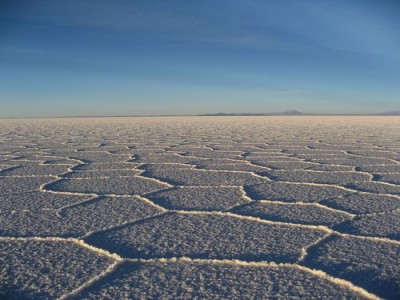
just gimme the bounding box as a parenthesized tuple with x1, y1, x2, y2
(297, 232, 333, 263)
(56, 196, 102, 217)
(58, 260, 123, 300)
(78, 212, 169, 239)
(0, 236, 122, 260)
(236, 199, 357, 218)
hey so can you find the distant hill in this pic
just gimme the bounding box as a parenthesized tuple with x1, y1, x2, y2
(373, 111, 400, 116)
(199, 110, 307, 116)
(281, 110, 303, 115)
(199, 110, 400, 116)
(3, 110, 400, 119)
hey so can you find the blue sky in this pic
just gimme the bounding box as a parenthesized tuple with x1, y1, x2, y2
(0, 0, 399, 117)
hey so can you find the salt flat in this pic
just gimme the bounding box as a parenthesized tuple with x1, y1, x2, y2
(0, 116, 399, 299)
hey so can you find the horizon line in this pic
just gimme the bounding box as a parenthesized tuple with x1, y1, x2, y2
(1, 110, 400, 119)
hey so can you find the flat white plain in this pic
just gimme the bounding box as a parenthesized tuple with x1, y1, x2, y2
(0, 116, 399, 299)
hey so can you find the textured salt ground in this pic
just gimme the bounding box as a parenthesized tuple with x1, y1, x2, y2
(252, 161, 354, 171)
(139, 163, 195, 171)
(76, 146, 132, 152)
(74, 261, 365, 299)
(374, 173, 400, 185)
(0, 176, 55, 195)
(142, 168, 267, 186)
(283, 149, 344, 155)
(348, 151, 400, 160)
(46, 176, 168, 195)
(1, 116, 400, 299)
(67, 153, 131, 164)
(72, 162, 141, 171)
(62, 169, 142, 178)
(357, 165, 400, 173)
(0, 192, 91, 211)
(205, 145, 261, 151)
(181, 149, 244, 159)
(346, 182, 400, 195)
(8, 155, 52, 162)
(43, 158, 80, 165)
(2, 158, 57, 168)
(85, 213, 326, 262)
(132, 154, 200, 164)
(320, 193, 400, 214)
(0, 196, 163, 237)
(192, 158, 259, 165)
(248, 157, 301, 166)
(307, 157, 397, 166)
(242, 152, 291, 158)
(146, 186, 248, 211)
(261, 170, 371, 185)
(334, 210, 400, 240)
(231, 201, 351, 226)
(0, 164, 70, 176)
(304, 145, 381, 150)
(0, 240, 112, 300)
(245, 181, 349, 202)
(195, 163, 270, 172)
(302, 235, 400, 299)
(303, 164, 357, 171)
(0, 155, 18, 161)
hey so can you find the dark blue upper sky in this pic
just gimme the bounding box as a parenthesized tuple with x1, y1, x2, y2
(1, 0, 399, 117)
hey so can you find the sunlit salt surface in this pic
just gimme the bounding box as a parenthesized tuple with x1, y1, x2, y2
(0, 116, 399, 299)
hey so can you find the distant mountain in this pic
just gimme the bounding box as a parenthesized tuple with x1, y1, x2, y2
(199, 112, 265, 116)
(199, 110, 400, 116)
(373, 111, 400, 116)
(199, 110, 307, 116)
(281, 110, 304, 115)
(3, 110, 400, 119)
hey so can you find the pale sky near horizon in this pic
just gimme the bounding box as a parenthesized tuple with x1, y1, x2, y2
(0, 0, 399, 117)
